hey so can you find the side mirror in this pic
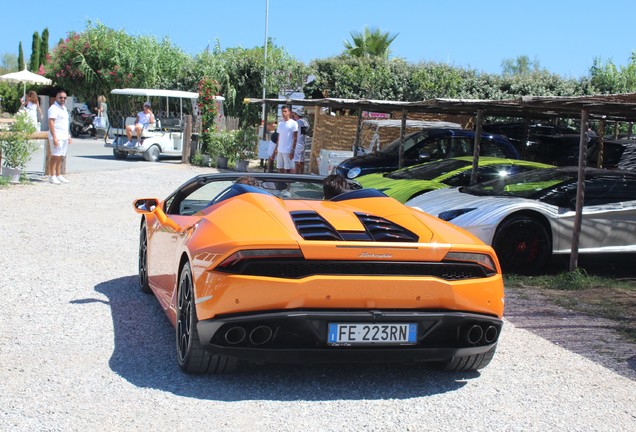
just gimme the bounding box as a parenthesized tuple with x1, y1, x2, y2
(133, 198, 159, 213)
(418, 151, 431, 162)
(133, 198, 182, 232)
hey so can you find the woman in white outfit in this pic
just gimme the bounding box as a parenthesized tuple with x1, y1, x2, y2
(21, 90, 43, 131)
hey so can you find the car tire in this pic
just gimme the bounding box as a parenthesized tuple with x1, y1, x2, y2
(138, 220, 151, 294)
(113, 148, 128, 160)
(176, 262, 238, 374)
(441, 344, 497, 371)
(144, 145, 160, 162)
(493, 215, 551, 275)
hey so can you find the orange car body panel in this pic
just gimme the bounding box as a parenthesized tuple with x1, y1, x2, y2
(140, 193, 504, 327)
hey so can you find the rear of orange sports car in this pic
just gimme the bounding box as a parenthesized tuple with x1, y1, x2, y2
(179, 188, 504, 372)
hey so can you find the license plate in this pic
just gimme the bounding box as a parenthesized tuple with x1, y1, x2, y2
(328, 323, 417, 345)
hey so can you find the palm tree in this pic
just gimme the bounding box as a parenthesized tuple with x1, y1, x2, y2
(343, 27, 398, 59)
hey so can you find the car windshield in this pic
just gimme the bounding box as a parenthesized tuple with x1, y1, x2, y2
(387, 159, 471, 180)
(380, 131, 431, 156)
(460, 169, 574, 198)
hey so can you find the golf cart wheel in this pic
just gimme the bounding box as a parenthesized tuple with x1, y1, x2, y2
(144, 145, 160, 162)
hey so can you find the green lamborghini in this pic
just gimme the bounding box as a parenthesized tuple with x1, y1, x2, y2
(356, 157, 553, 203)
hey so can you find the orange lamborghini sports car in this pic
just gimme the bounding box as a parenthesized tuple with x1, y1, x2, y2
(133, 173, 504, 374)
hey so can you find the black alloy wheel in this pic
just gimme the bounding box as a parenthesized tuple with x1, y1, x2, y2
(138, 221, 151, 293)
(493, 215, 551, 275)
(176, 262, 238, 374)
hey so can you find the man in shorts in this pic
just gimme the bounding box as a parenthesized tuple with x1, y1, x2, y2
(275, 105, 298, 173)
(291, 108, 309, 174)
(125, 101, 155, 146)
(47, 90, 72, 185)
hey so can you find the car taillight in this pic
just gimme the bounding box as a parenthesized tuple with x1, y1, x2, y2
(443, 251, 497, 274)
(216, 249, 304, 269)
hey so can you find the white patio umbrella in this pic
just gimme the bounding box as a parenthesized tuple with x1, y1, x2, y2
(0, 68, 52, 98)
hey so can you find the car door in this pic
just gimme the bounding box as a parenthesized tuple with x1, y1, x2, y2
(549, 176, 636, 252)
(147, 180, 234, 309)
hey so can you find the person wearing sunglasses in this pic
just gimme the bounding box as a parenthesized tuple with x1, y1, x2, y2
(47, 90, 72, 185)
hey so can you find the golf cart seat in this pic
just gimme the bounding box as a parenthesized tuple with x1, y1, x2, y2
(160, 117, 183, 132)
(124, 116, 160, 136)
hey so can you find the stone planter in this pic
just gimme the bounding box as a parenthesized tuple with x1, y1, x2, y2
(236, 160, 249, 172)
(1, 166, 21, 183)
(216, 156, 229, 169)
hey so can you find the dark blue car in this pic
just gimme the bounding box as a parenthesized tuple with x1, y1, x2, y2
(336, 129, 520, 179)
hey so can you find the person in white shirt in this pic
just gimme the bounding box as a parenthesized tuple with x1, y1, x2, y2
(291, 108, 309, 174)
(47, 90, 71, 185)
(275, 105, 298, 173)
(125, 101, 155, 146)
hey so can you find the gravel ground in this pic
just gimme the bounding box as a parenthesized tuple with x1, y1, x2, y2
(1, 165, 635, 432)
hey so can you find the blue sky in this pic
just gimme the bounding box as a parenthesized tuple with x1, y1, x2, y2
(2, 0, 635, 78)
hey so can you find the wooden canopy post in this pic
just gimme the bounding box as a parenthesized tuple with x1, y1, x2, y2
(569, 109, 589, 272)
(182, 115, 192, 164)
(520, 118, 530, 160)
(470, 109, 484, 185)
(398, 110, 407, 169)
(596, 119, 606, 168)
(353, 109, 364, 156)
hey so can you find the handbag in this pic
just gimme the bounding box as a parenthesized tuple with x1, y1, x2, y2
(93, 116, 106, 129)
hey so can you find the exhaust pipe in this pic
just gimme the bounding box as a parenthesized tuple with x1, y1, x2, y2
(224, 326, 247, 345)
(249, 326, 273, 345)
(466, 325, 484, 345)
(484, 325, 498, 344)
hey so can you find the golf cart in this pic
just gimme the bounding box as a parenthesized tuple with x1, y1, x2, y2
(106, 88, 224, 162)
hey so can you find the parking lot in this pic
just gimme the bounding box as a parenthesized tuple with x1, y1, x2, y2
(1, 161, 634, 431)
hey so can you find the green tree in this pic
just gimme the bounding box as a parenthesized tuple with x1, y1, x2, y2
(343, 27, 398, 59)
(29, 31, 40, 72)
(48, 21, 192, 104)
(195, 39, 307, 126)
(589, 54, 636, 94)
(18, 42, 24, 70)
(501, 55, 542, 76)
(40, 28, 50, 70)
(1, 53, 18, 73)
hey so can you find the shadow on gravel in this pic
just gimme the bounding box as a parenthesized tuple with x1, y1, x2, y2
(93, 276, 477, 401)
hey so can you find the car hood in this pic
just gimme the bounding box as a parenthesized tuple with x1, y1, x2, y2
(405, 187, 554, 239)
(357, 173, 447, 203)
(339, 153, 398, 173)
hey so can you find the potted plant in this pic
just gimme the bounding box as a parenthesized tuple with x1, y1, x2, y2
(0, 111, 37, 183)
(207, 131, 235, 169)
(233, 127, 258, 172)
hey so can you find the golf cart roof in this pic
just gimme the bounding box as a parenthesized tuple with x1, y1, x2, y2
(111, 88, 218, 100)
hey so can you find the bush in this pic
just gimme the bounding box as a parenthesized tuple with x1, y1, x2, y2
(205, 131, 235, 160)
(0, 111, 37, 170)
(233, 127, 258, 161)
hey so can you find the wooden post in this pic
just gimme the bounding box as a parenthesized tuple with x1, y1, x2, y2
(520, 118, 530, 160)
(569, 109, 589, 272)
(596, 119, 605, 168)
(182, 115, 192, 164)
(398, 110, 407, 169)
(353, 109, 363, 156)
(310, 109, 320, 174)
(470, 110, 483, 185)
(614, 121, 619, 139)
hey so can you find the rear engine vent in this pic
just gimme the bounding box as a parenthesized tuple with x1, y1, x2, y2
(355, 213, 419, 242)
(291, 211, 419, 243)
(291, 211, 342, 241)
